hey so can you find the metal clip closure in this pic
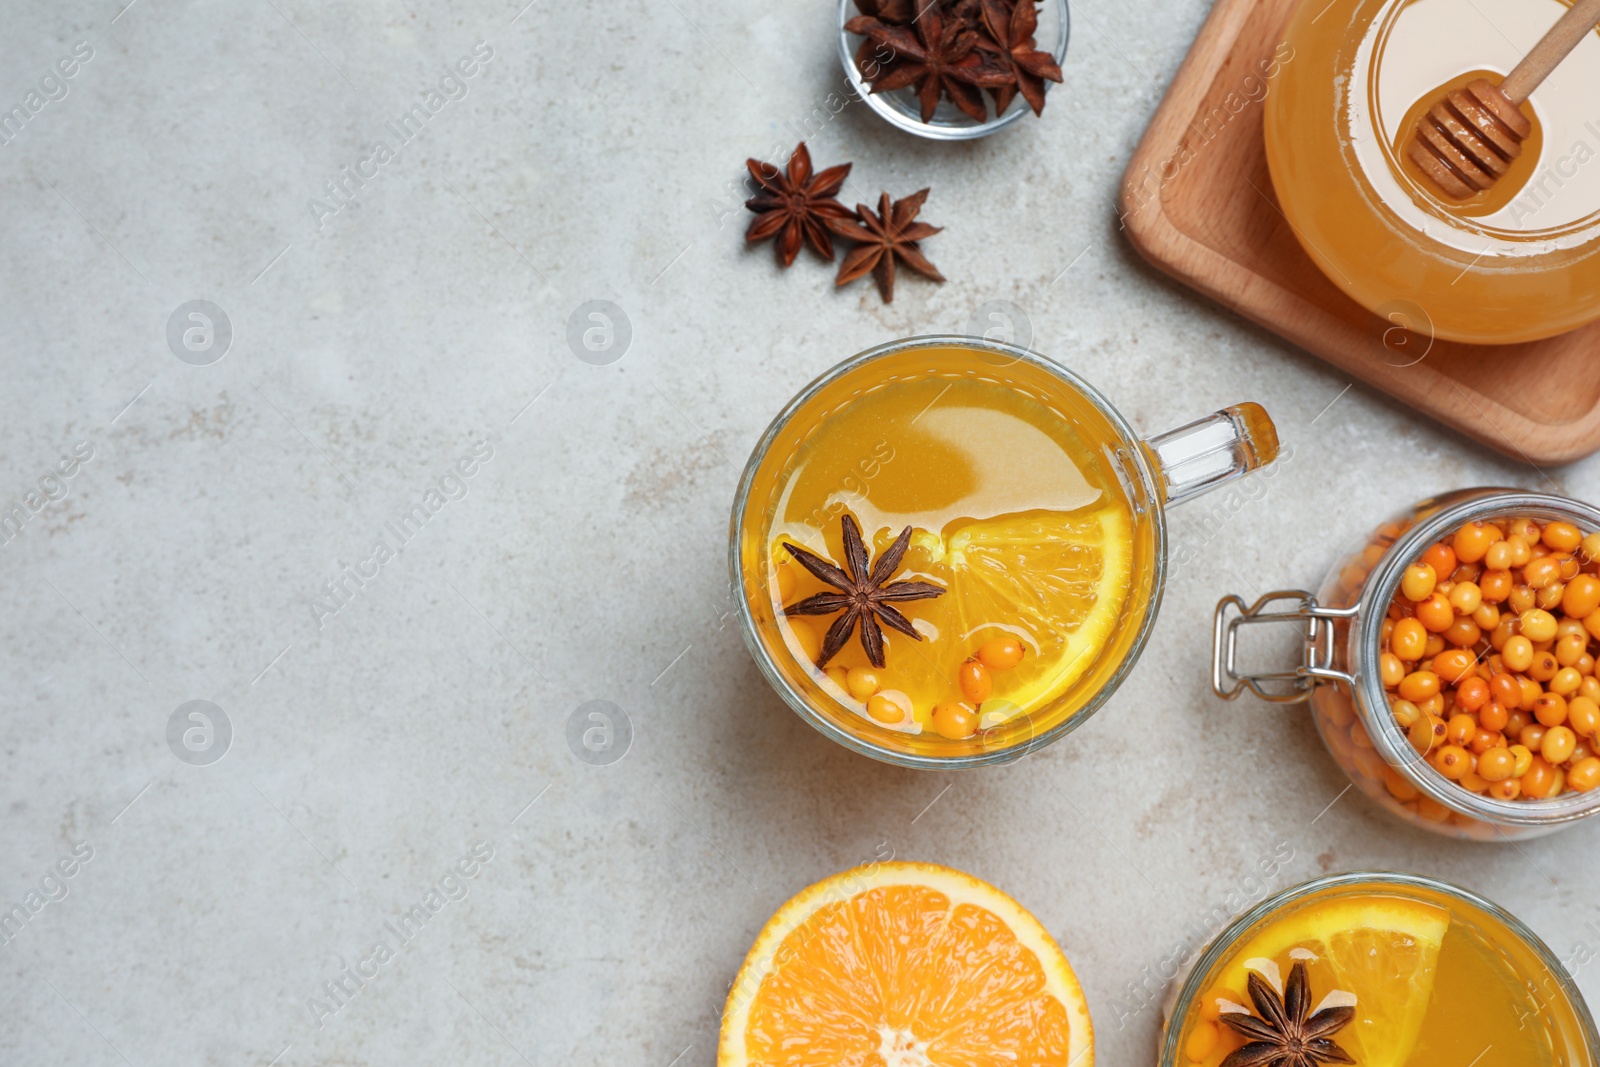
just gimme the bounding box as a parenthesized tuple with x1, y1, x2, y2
(1212, 590, 1360, 703)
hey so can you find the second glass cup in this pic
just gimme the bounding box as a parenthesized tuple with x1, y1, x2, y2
(730, 335, 1280, 767)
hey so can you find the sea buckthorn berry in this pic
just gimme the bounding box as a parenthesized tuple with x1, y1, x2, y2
(1380, 653, 1406, 687)
(931, 702, 978, 740)
(1456, 675, 1490, 712)
(846, 667, 882, 701)
(1484, 541, 1516, 572)
(1390, 699, 1421, 728)
(866, 690, 912, 725)
(1459, 769, 1489, 793)
(1186, 1021, 1219, 1062)
(1519, 676, 1543, 708)
(1525, 556, 1563, 590)
(1444, 618, 1482, 648)
(1409, 713, 1442, 755)
(1569, 696, 1600, 737)
(825, 665, 850, 690)
(1581, 654, 1597, 676)
(1488, 778, 1522, 801)
(1558, 617, 1589, 641)
(1448, 581, 1482, 615)
(1432, 648, 1476, 683)
(1401, 563, 1437, 602)
(1537, 583, 1566, 611)
(775, 562, 797, 602)
(1545, 521, 1583, 552)
(1478, 746, 1516, 780)
(1568, 757, 1600, 793)
(789, 619, 821, 663)
(1522, 757, 1558, 799)
(1417, 796, 1454, 822)
(1557, 633, 1588, 667)
(1446, 713, 1477, 746)
(1398, 671, 1441, 702)
(1391, 618, 1427, 660)
(1502, 636, 1534, 673)
(1424, 633, 1446, 658)
(1488, 671, 1521, 707)
(1561, 555, 1583, 581)
(1421, 541, 1457, 576)
(1522, 723, 1549, 752)
(1509, 517, 1541, 542)
(1584, 677, 1600, 702)
(1416, 594, 1455, 632)
(1510, 585, 1539, 615)
(1479, 569, 1513, 602)
(1453, 522, 1501, 563)
(958, 659, 992, 704)
(1418, 693, 1445, 717)
(1453, 562, 1483, 584)
(1520, 608, 1559, 643)
(1564, 575, 1600, 618)
(1530, 651, 1560, 682)
(1587, 612, 1600, 642)
(1384, 767, 1420, 801)
(1529, 694, 1568, 726)
(1584, 532, 1600, 563)
(1433, 745, 1471, 780)
(976, 636, 1025, 671)
(1479, 699, 1509, 731)
(1509, 535, 1534, 567)
(1510, 744, 1535, 777)
(1552, 667, 1584, 696)
(1472, 602, 1501, 631)
(1470, 728, 1504, 755)
(1543, 725, 1578, 764)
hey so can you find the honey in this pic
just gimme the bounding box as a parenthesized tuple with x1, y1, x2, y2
(1266, 0, 1600, 343)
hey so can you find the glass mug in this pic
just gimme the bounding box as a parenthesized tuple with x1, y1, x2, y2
(1214, 489, 1600, 839)
(1159, 872, 1600, 1067)
(730, 335, 1281, 768)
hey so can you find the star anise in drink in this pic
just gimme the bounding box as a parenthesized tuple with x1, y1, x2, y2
(826, 189, 944, 303)
(781, 514, 945, 669)
(744, 143, 855, 267)
(1218, 961, 1355, 1067)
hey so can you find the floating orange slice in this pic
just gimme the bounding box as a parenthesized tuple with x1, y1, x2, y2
(718, 862, 1093, 1067)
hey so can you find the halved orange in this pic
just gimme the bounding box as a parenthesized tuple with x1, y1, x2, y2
(719, 862, 1093, 1067)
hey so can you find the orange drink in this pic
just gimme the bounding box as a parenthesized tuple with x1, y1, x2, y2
(1164, 873, 1598, 1067)
(732, 335, 1280, 766)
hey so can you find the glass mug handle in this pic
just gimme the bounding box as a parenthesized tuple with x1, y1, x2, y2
(1143, 402, 1281, 507)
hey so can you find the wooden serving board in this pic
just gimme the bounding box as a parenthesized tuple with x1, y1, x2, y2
(1119, 0, 1600, 465)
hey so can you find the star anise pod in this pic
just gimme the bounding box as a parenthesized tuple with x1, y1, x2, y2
(851, 0, 923, 22)
(1218, 962, 1356, 1067)
(977, 0, 1063, 116)
(782, 514, 945, 669)
(826, 190, 944, 303)
(848, 4, 1013, 122)
(744, 143, 855, 267)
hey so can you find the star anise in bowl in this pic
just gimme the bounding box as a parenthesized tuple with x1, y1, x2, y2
(842, 0, 1065, 137)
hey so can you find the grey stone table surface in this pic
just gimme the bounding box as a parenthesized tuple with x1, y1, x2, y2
(4, 1, 1600, 1065)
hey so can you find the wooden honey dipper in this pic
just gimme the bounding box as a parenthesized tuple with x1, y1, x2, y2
(1409, 0, 1600, 198)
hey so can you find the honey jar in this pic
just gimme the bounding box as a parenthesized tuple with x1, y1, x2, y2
(1266, 0, 1600, 343)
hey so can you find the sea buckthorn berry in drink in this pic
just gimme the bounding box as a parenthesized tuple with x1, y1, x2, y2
(976, 635, 1026, 671)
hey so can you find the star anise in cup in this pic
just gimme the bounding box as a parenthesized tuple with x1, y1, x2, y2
(781, 514, 945, 669)
(826, 189, 945, 303)
(846, 0, 1060, 121)
(744, 143, 855, 267)
(1218, 961, 1355, 1067)
(977, 0, 1063, 115)
(847, 4, 1013, 122)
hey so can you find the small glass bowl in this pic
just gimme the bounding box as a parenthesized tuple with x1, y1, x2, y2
(836, 0, 1071, 141)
